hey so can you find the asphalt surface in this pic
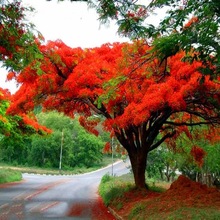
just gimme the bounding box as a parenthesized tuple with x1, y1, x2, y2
(0, 160, 130, 219)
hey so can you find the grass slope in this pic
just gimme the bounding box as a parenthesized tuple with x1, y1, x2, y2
(99, 174, 220, 220)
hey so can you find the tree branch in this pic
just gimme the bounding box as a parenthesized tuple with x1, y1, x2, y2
(148, 130, 176, 152)
(84, 98, 111, 119)
(165, 121, 212, 126)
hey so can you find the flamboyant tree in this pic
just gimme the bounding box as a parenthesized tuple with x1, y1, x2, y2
(8, 40, 220, 188)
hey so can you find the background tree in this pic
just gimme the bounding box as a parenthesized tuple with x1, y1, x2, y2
(29, 111, 104, 168)
(147, 146, 178, 182)
(176, 130, 220, 186)
(147, 126, 220, 185)
(8, 40, 220, 188)
(0, 0, 43, 72)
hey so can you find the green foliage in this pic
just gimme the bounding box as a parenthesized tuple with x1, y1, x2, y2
(0, 94, 38, 164)
(29, 111, 105, 169)
(178, 140, 220, 182)
(0, 94, 41, 164)
(101, 173, 113, 184)
(0, 135, 31, 164)
(152, 34, 180, 61)
(75, 130, 103, 167)
(0, 110, 108, 169)
(146, 126, 220, 183)
(0, 168, 22, 183)
(29, 133, 60, 167)
(147, 146, 177, 182)
(0, 99, 12, 135)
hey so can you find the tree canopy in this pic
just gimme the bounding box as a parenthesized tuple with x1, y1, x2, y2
(7, 39, 220, 188)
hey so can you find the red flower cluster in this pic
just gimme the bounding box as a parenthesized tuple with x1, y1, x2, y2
(190, 145, 206, 167)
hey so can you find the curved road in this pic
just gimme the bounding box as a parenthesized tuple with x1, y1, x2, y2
(0, 160, 130, 219)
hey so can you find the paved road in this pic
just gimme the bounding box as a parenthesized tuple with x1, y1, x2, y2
(0, 160, 130, 219)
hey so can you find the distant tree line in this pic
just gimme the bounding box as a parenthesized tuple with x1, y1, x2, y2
(0, 111, 109, 169)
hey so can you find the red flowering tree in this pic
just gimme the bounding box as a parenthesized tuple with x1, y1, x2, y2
(8, 40, 220, 188)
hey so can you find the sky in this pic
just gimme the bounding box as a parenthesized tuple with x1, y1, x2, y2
(0, 0, 166, 93)
(22, 0, 130, 48)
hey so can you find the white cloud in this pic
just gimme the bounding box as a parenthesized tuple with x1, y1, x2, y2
(22, 0, 128, 48)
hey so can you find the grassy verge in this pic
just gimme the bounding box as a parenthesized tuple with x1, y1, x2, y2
(99, 173, 134, 206)
(0, 168, 22, 184)
(99, 173, 220, 219)
(98, 173, 165, 206)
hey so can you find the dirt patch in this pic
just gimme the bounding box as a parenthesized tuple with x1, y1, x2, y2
(67, 197, 116, 219)
(92, 197, 116, 220)
(109, 188, 161, 219)
(161, 175, 220, 209)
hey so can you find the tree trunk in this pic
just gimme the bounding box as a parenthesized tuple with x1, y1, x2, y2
(129, 151, 148, 189)
(159, 168, 164, 181)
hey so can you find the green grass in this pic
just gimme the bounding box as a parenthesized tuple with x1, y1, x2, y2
(98, 173, 167, 207)
(0, 168, 22, 184)
(98, 173, 220, 219)
(128, 204, 146, 220)
(168, 207, 220, 220)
